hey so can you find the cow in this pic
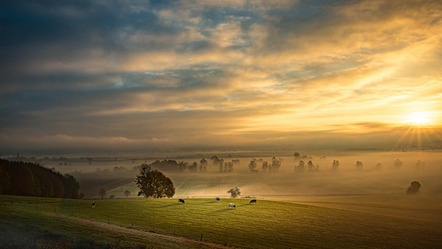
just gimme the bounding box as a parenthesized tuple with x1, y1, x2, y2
(249, 199, 257, 204)
(216, 197, 220, 201)
(91, 201, 96, 208)
(178, 199, 185, 204)
(228, 203, 236, 209)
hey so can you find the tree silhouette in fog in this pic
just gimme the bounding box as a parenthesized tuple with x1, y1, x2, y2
(248, 160, 258, 173)
(188, 162, 198, 172)
(356, 161, 364, 170)
(124, 190, 130, 198)
(227, 187, 241, 198)
(295, 160, 305, 173)
(224, 162, 233, 172)
(406, 181, 421, 194)
(271, 157, 282, 172)
(307, 160, 315, 171)
(332, 160, 339, 170)
(375, 163, 382, 170)
(262, 161, 268, 172)
(200, 158, 208, 172)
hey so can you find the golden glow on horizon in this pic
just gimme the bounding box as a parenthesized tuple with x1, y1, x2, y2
(405, 112, 431, 126)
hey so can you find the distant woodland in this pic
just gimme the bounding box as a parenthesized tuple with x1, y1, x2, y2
(0, 159, 79, 198)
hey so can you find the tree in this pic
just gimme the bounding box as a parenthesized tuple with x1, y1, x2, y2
(293, 152, 300, 158)
(356, 161, 363, 170)
(406, 181, 421, 194)
(248, 160, 257, 173)
(124, 190, 130, 198)
(262, 161, 268, 172)
(295, 160, 305, 173)
(0, 159, 80, 198)
(218, 159, 224, 172)
(227, 186, 241, 198)
(307, 160, 314, 171)
(271, 157, 282, 171)
(375, 163, 382, 170)
(200, 158, 208, 172)
(99, 188, 106, 199)
(135, 164, 175, 198)
(178, 161, 188, 171)
(332, 160, 339, 171)
(62, 174, 80, 198)
(0, 167, 10, 194)
(225, 162, 233, 172)
(188, 162, 198, 172)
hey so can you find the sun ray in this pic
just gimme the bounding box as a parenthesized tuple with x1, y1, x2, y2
(421, 128, 434, 148)
(391, 125, 413, 150)
(407, 127, 418, 148)
(426, 128, 442, 141)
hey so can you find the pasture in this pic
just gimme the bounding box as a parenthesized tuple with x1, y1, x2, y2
(1, 195, 442, 248)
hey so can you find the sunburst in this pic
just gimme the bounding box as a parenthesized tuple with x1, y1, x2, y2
(405, 112, 431, 126)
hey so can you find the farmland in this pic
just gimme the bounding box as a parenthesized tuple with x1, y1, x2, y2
(1, 195, 442, 248)
(2, 151, 442, 248)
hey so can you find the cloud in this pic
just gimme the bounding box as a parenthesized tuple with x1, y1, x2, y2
(0, 0, 441, 152)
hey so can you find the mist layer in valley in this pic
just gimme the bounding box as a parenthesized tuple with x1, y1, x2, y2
(26, 151, 440, 200)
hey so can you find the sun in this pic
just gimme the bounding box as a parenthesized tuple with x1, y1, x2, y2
(405, 112, 431, 126)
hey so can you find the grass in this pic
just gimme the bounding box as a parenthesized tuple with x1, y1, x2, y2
(1, 195, 442, 248)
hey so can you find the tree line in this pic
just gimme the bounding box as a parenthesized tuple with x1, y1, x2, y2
(0, 159, 80, 198)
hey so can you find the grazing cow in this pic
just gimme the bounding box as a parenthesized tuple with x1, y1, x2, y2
(178, 199, 185, 204)
(249, 199, 257, 204)
(228, 203, 236, 209)
(91, 201, 96, 208)
(216, 197, 220, 201)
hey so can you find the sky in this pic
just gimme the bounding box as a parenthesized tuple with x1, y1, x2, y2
(0, 0, 441, 153)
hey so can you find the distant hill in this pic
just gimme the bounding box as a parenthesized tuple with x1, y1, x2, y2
(0, 159, 79, 198)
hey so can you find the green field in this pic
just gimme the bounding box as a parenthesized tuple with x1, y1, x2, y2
(1, 195, 442, 248)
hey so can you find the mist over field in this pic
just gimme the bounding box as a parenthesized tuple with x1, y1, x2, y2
(25, 151, 439, 199)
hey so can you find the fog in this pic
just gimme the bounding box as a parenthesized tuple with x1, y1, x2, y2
(28, 151, 440, 201)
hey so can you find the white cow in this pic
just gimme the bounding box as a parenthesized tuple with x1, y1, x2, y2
(228, 203, 236, 209)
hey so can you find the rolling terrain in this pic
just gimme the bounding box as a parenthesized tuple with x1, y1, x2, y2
(1, 195, 441, 248)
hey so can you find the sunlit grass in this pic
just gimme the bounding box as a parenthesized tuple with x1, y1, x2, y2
(1, 195, 442, 248)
